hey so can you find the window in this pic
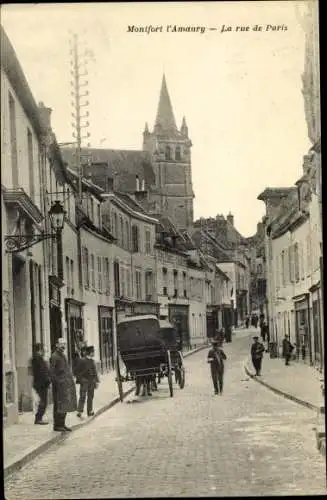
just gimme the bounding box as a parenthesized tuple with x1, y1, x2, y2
(125, 221, 130, 251)
(97, 204, 101, 228)
(145, 229, 151, 254)
(135, 270, 142, 300)
(90, 254, 95, 289)
(97, 256, 102, 292)
(183, 271, 187, 297)
(70, 259, 74, 294)
(175, 146, 181, 161)
(27, 128, 35, 201)
(173, 269, 178, 297)
(126, 269, 131, 298)
(165, 145, 171, 160)
(289, 246, 294, 283)
(281, 250, 286, 286)
(65, 257, 70, 295)
(104, 257, 110, 295)
(82, 247, 89, 288)
(132, 225, 139, 252)
(90, 198, 94, 222)
(114, 261, 120, 297)
(306, 235, 311, 276)
(121, 267, 125, 297)
(145, 271, 153, 300)
(120, 216, 124, 247)
(66, 188, 71, 220)
(9, 92, 18, 186)
(294, 243, 300, 282)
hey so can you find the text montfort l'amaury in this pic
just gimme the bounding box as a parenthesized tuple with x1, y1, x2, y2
(127, 25, 206, 34)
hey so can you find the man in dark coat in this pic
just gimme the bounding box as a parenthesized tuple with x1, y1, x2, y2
(207, 340, 227, 395)
(260, 321, 269, 342)
(76, 346, 99, 417)
(251, 336, 265, 376)
(30, 343, 51, 425)
(282, 335, 294, 365)
(50, 337, 77, 432)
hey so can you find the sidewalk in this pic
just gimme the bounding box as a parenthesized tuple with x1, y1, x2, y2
(4, 344, 206, 478)
(244, 351, 325, 456)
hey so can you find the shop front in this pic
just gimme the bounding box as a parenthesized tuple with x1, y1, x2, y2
(206, 305, 219, 339)
(309, 282, 323, 370)
(49, 275, 64, 352)
(98, 306, 114, 373)
(65, 298, 85, 373)
(293, 293, 312, 364)
(168, 304, 190, 349)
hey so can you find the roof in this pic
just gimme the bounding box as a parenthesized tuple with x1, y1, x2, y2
(154, 74, 178, 135)
(60, 148, 155, 192)
(1, 25, 43, 139)
(257, 187, 296, 201)
(117, 315, 159, 325)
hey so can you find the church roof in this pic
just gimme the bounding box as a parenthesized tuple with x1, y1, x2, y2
(154, 74, 178, 135)
(60, 147, 155, 192)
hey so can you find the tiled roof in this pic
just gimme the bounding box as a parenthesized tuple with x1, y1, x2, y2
(60, 147, 155, 192)
(257, 187, 296, 201)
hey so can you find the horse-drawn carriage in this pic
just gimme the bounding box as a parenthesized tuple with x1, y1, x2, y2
(115, 315, 186, 401)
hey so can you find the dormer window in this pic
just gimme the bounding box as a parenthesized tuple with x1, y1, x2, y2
(175, 146, 181, 161)
(165, 145, 171, 160)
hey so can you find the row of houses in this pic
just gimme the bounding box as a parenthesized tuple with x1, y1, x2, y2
(1, 25, 244, 426)
(257, 1, 323, 370)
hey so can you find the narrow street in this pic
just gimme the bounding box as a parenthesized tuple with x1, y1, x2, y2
(5, 332, 326, 499)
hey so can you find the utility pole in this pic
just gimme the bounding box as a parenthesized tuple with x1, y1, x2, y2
(69, 32, 93, 205)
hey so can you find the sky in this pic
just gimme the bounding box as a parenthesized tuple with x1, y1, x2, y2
(1, 1, 312, 237)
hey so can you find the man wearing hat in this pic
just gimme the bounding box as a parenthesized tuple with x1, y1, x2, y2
(50, 337, 77, 432)
(251, 336, 265, 376)
(76, 346, 99, 418)
(207, 339, 227, 395)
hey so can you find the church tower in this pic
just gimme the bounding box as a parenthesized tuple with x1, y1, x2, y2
(143, 74, 194, 230)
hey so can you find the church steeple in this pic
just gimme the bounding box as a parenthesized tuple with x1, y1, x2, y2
(154, 74, 178, 135)
(181, 116, 188, 138)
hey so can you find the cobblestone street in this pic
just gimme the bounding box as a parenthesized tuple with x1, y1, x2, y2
(5, 333, 326, 499)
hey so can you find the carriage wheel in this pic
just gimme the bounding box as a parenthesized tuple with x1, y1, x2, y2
(178, 367, 185, 389)
(115, 355, 124, 402)
(167, 351, 174, 397)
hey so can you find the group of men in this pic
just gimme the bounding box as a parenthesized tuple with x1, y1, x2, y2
(30, 338, 99, 431)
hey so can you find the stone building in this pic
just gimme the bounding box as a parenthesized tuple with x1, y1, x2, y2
(258, 1, 322, 368)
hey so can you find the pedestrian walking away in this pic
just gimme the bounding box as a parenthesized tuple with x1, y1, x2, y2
(282, 335, 294, 366)
(207, 339, 227, 395)
(251, 336, 265, 376)
(260, 320, 269, 343)
(245, 316, 250, 329)
(30, 342, 51, 425)
(76, 345, 100, 417)
(50, 337, 77, 432)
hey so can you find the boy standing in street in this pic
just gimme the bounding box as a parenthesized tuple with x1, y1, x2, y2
(251, 336, 265, 376)
(76, 346, 99, 418)
(207, 340, 227, 395)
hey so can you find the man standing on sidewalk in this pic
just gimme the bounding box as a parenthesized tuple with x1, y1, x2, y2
(251, 336, 265, 376)
(76, 346, 99, 418)
(207, 340, 227, 395)
(282, 335, 294, 366)
(50, 338, 77, 432)
(30, 343, 51, 425)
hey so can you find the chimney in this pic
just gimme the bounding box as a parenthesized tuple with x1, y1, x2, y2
(215, 214, 227, 240)
(38, 102, 52, 131)
(227, 212, 234, 226)
(136, 175, 140, 192)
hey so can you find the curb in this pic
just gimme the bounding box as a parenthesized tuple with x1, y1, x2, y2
(4, 344, 206, 479)
(243, 361, 319, 412)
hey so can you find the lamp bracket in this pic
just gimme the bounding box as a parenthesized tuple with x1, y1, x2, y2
(4, 232, 58, 254)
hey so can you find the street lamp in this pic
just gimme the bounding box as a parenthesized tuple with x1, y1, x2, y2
(5, 200, 66, 254)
